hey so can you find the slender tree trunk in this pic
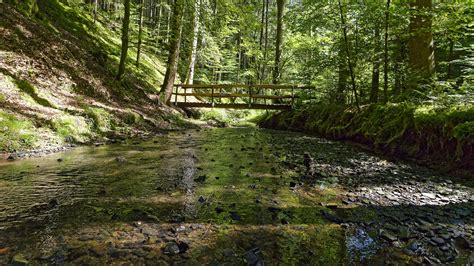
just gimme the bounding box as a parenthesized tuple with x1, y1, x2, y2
(117, 0, 131, 80)
(94, 0, 98, 23)
(165, 0, 171, 45)
(136, 0, 144, 66)
(446, 38, 454, 79)
(155, 0, 162, 54)
(273, 0, 284, 84)
(338, 0, 359, 109)
(393, 38, 405, 96)
(261, 0, 269, 83)
(160, 0, 185, 104)
(383, 0, 390, 102)
(370, 27, 381, 103)
(186, 0, 200, 85)
(408, 0, 434, 87)
(337, 38, 348, 103)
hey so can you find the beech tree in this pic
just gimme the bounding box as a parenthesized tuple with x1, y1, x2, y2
(117, 0, 131, 80)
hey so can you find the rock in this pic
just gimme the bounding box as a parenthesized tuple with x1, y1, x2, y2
(398, 227, 411, 240)
(289, 181, 296, 188)
(198, 196, 206, 203)
(243, 248, 264, 266)
(268, 207, 280, 213)
(115, 156, 127, 163)
(421, 193, 436, 199)
(230, 212, 241, 221)
(57, 158, 63, 162)
(194, 175, 207, 183)
(7, 154, 16, 161)
(164, 242, 180, 255)
(215, 207, 224, 214)
(380, 230, 397, 242)
(48, 198, 59, 208)
(215, 176, 220, 180)
(177, 241, 189, 253)
(407, 241, 421, 252)
(432, 237, 445, 245)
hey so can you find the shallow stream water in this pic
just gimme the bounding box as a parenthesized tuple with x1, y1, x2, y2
(0, 128, 472, 265)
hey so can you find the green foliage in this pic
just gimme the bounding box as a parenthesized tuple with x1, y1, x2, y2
(0, 111, 37, 152)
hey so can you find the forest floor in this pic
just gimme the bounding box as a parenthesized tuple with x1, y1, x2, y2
(0, 3, 189, 158)
(0, 128, 472, 265)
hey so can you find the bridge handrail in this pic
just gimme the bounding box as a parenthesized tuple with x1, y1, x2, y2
(173, 84, 313, 90)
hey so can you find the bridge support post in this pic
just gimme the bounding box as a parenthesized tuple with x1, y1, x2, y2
(249, 86, 252, 108)
(174, 85, 178, 105)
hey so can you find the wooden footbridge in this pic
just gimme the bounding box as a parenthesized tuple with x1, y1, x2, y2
(171, 84, 311, 110)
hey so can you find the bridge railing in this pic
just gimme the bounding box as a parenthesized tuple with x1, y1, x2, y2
(171, 84, 313, 109)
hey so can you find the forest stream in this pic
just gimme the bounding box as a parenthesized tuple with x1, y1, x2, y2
(0, 127, 473, 265)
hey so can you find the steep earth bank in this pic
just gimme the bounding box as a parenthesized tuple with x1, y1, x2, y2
(258, 104, 474, 172)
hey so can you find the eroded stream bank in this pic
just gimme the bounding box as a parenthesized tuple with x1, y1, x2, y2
(0, 128, 473, 265)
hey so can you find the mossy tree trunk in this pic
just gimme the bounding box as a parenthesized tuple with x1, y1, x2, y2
(117, 0, 131, 80)
(160, 0, 185, 104)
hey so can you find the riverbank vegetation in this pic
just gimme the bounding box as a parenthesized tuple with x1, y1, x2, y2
(1, 0, 473, 168)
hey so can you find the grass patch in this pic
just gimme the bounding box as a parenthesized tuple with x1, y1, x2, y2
(52, 114, 91, 143)
(0, 111, 37, 152)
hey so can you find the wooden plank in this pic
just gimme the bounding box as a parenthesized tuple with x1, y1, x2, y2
(173, 92, 298, 99)
(174, 102, 292, 110)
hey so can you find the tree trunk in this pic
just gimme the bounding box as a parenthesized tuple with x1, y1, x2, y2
(136, 0, 144, 66)
(408, 0, 434, 86)
(155, 0, 162, 54)
(117, 0, 131, 80)
(383, 0, 390, 102)
(337, 37, 348, 103)
(160, 0, 185, 104)
(273, 0, 284, 84)
(93, 0, 98, 23)
(446, 38, 454, 79)
(370, 27, 381, 103)
(186, 0, 200, 85)
(338, 0, 359, 109)
(165, 0, 171, 45)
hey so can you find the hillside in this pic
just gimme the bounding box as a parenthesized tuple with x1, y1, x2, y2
(0, 1, 184, 155)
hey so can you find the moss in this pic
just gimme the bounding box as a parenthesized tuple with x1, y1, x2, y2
(52, 114, 91, 143)
(124, 110, 144, 125)
(14, 79, 56, 108)
(259, 103, 474, 167)
(84, 107, 115, 133)
(0, 111, 37, 152)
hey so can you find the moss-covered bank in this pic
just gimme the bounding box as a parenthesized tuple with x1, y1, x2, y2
(258, 104, 474, 170)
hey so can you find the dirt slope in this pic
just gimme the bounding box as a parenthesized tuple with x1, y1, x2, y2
(0, 2, 185, 155)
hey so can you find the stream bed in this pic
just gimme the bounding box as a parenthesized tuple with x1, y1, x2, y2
(0, 127, 473, 265)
